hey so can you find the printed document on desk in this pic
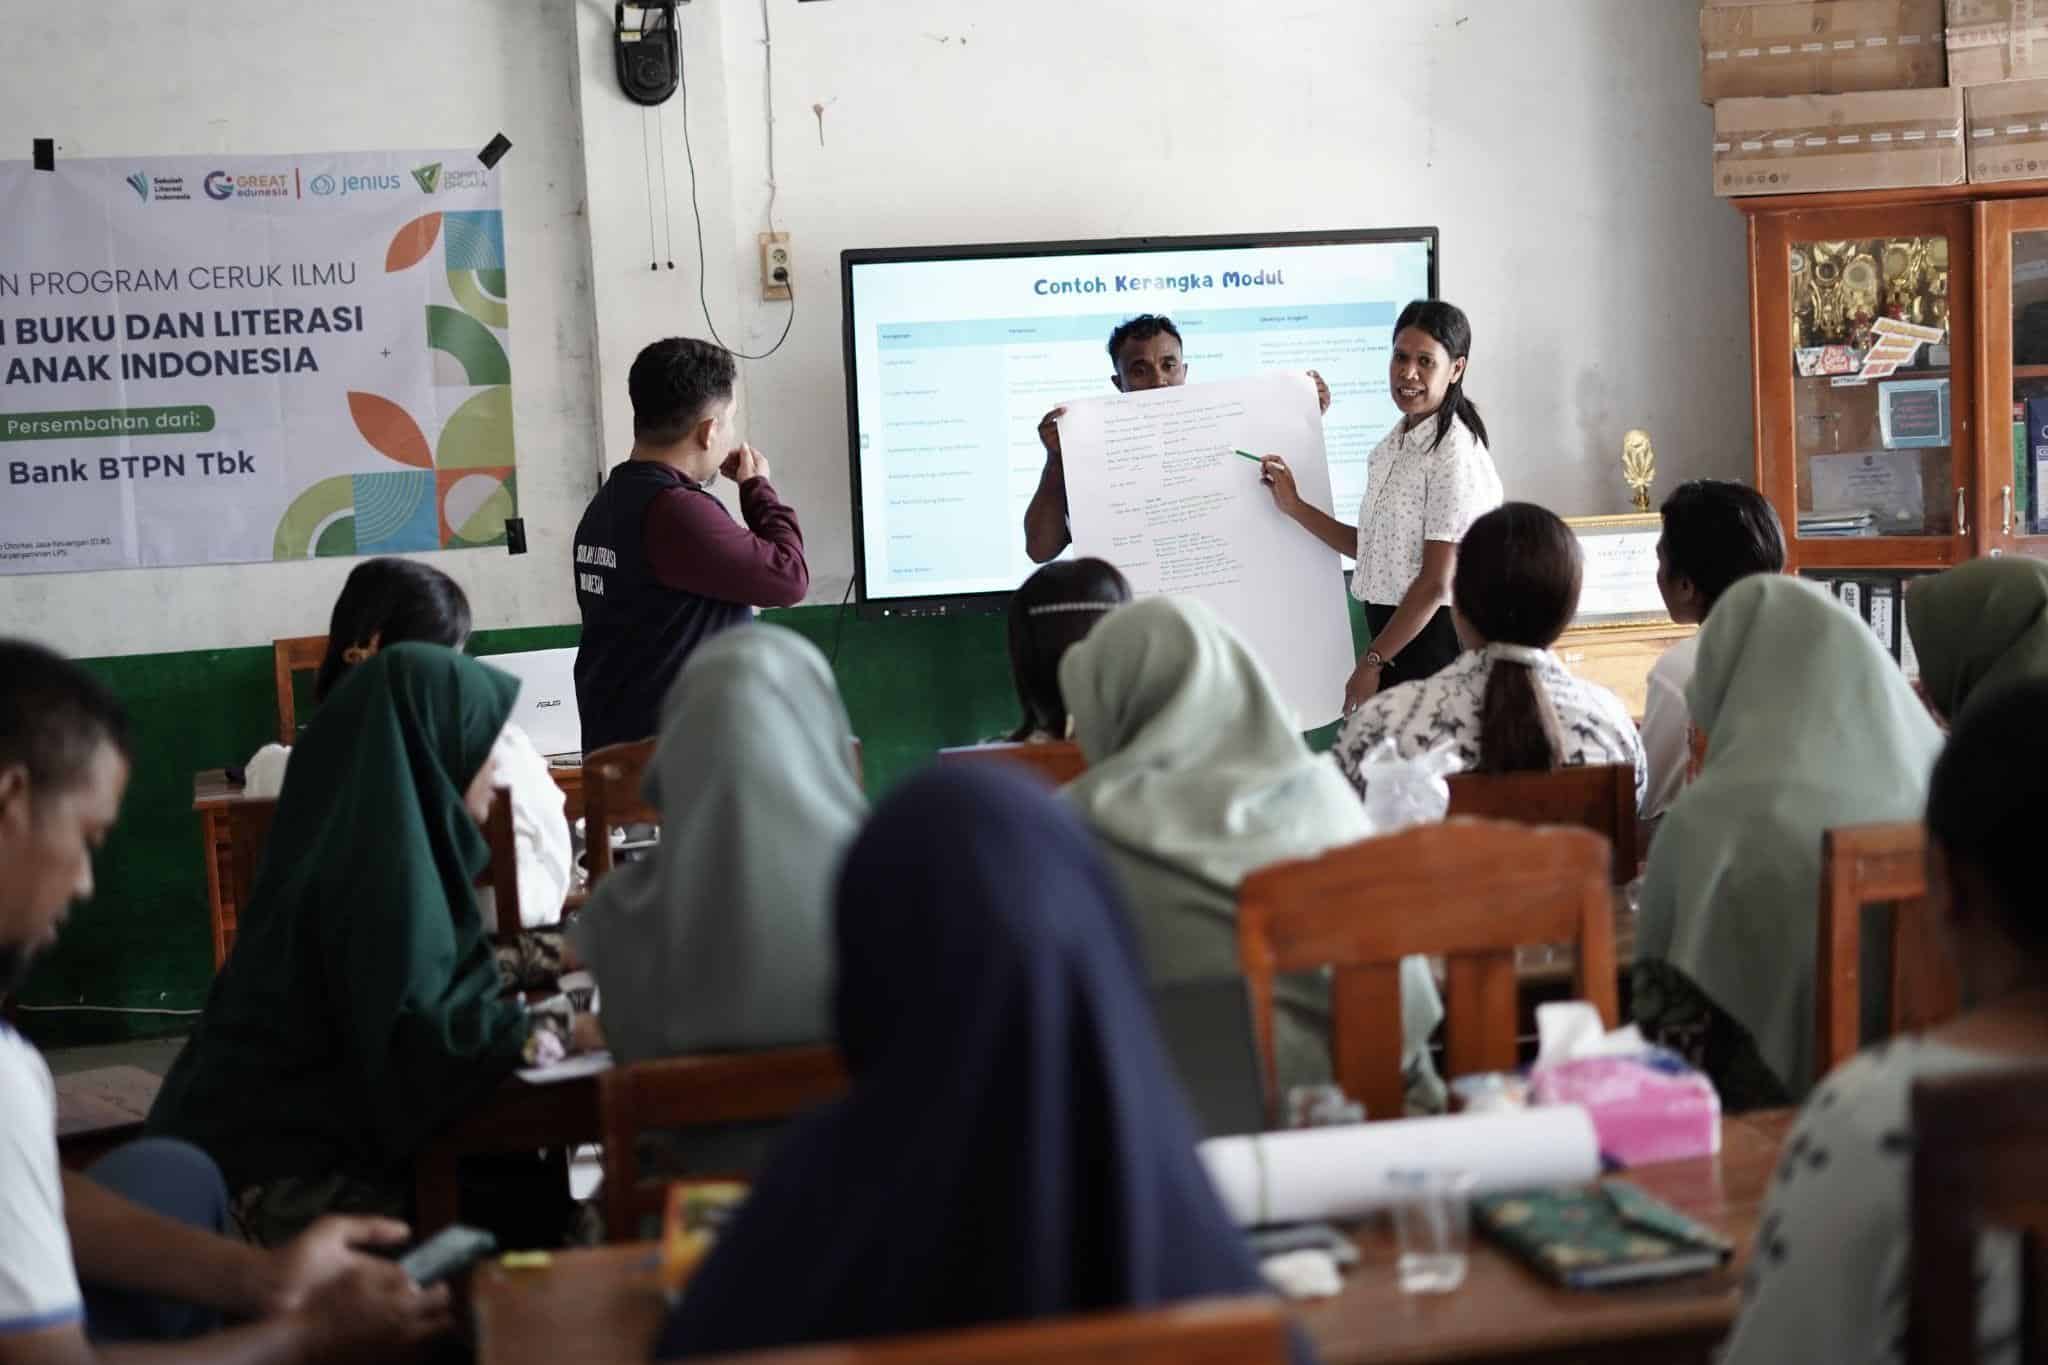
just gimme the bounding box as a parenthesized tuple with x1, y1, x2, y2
(1058, 373, 1353, 728)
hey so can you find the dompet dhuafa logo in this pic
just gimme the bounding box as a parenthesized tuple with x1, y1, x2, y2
(412, 162, 442, 194)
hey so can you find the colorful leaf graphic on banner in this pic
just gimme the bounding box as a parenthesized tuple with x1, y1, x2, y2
(436, 387, 515, 470)
(441, 211, 506, 270)
(448, 271, 509, 329)
(386, 213, 443, 273)
(427, 306, 511, 386)
(439, 468, 516, 547)
(273, 475, 357, 560)
(346, 391, 433, 468)
(351, 471, 438, 552)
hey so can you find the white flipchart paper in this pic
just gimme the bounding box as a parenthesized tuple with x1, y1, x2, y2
(1057, 373, 1355, 729)
(1199, 1106, 1601, 1227)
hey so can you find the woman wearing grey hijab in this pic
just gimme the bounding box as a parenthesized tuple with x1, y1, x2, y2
(1061, 596, 1444, 1110)
(571, 625, 866, 1067)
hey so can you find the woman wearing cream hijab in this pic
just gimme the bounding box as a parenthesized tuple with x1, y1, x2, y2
(1634, 576, 1942, 1107)
(1060, 596, 1443, 1109)
(571, 625, 865, 1068)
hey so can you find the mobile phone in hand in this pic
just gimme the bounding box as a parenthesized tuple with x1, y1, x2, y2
(397, 1224, 498, 1286)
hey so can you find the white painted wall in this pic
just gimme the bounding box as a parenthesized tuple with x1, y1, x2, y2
(8, 0, 1752, 648)
(2, 0, 599, 657)
(577, 0, 1754, 603)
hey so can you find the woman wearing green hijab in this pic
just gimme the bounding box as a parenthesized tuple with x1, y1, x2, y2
(1060, 596, 1444, 1111)
(148, 643, 535, 1244)
(1633, 576, 1943, 1108)
(1905, 556, 2048, 724)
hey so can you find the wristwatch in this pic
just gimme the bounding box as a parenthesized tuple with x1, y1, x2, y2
(1362, 650, 1387, 670)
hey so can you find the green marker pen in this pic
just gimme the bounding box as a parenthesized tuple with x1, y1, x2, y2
(1233, 448, 1264, 464)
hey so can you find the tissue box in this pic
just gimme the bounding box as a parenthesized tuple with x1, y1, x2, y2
(1529, 1053, 1721, 1168)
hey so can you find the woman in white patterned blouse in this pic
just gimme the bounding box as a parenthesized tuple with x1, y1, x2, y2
(1262, 299, 1502, 714)
(1330, 502, 1645, 808)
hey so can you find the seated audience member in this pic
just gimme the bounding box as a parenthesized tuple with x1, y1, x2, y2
(0, 639, 447, 1360)
(655, 766, 1289, 1358)
(1001, 557, 1131, 743)
(1633, 577, 1942, 1110)
(1059, 596, 1443, 1108)
(574, 337, 809, 753)
(1905, 556, 2048, 725)
(1719, 677, 2048, 1364)
(570, 626, 864, 1174)
(1640, 480, 1786, 830)
(149, 645, 571, 1248)
(1332, 502, 1645, 808)
(244, 558, 572, 973)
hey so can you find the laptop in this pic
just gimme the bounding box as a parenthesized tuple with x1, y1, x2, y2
(482, 647, 583, 759)
(1149, 977, 1270, 1140)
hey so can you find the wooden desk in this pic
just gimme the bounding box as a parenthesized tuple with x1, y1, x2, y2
(413, 1071, 604, 1237)
(471, 1110, 1793, 1365)
(194, 763, 586, 972)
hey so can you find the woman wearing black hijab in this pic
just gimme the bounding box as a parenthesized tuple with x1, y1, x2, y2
(656, 765, 1292, 1358)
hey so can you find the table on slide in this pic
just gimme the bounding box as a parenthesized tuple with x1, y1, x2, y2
(470, 1109, 1793, 1365)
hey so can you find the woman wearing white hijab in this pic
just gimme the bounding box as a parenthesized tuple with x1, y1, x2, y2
(570, 625, 866, 1068)
(1060, 596, 1444, 1109)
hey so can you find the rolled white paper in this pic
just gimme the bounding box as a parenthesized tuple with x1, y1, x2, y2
(1199, 1105, 1602, 1227)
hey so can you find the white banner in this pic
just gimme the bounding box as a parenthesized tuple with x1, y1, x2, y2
(0, 148, 517, 574)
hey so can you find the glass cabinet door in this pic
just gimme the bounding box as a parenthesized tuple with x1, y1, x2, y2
(1753, 208, 1974, 568)
(1983, 199, 2048, 560)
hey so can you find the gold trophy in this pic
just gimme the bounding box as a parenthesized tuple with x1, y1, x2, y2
(1622, 430, 1656, 513)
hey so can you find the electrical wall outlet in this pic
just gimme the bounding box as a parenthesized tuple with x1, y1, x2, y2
(759, 232, 792, 301)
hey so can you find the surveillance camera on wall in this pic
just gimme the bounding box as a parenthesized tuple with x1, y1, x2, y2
(616, 1, 682, 106)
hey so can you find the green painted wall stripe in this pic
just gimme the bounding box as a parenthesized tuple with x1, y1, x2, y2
(21, 598, 1367, 1048)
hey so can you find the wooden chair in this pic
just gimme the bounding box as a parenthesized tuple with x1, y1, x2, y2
(1817, 822, 1961, 1073)
(1446, 762, 1638, 885)
(214, 797, 280, 965)
(272, 635, 328, 746)
(1238, 819, 1616, 1122)
(583, 736, 865, 886)
(582, 737, 659, 887)
(692, 1296, 1290, 1365)
(215, 791, 523, 963)
(935, 739, 1087, 786)
(476, 789, 523, 943)
(1909, 1067, 2048, 1364)
(597, 1047, 849, 1241)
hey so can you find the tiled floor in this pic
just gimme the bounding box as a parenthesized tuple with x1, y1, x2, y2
(44, 1036, 187, 1077)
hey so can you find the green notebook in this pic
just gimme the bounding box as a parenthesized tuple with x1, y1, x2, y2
(1474, 1180, 1733, 1290)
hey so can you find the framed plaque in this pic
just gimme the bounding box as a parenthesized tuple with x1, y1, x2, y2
(1565, 513, 1672, 629)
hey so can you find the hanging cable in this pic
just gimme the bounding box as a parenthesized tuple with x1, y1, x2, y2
(640, 109, 660, 271)
(761, 0, 780, 233)
(655, 108, 677, 270)
(674, 21, 794, 360)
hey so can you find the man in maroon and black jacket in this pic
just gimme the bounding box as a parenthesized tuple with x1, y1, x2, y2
(572, 337, 808, 751)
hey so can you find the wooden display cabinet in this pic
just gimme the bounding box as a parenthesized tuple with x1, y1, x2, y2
(1738, 182, 2048, 572)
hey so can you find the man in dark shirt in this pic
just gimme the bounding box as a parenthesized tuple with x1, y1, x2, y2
(1022, 314, 1329, 563)
(573, 338, 809, 751)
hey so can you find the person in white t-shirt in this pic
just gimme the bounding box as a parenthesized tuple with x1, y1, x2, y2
(245, 558, 572, 958)
(1260, 299, 1503, 714)
(1641, 480, 1787, 835)
(0, 638, 447, 1362)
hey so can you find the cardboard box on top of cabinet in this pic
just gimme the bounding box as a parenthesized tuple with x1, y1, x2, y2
(1714, 86, 1965, 195)
(1964, 78, 2048, 179)
(1701, 0, 1946, 103)
(1946, 0, 2048, 85)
